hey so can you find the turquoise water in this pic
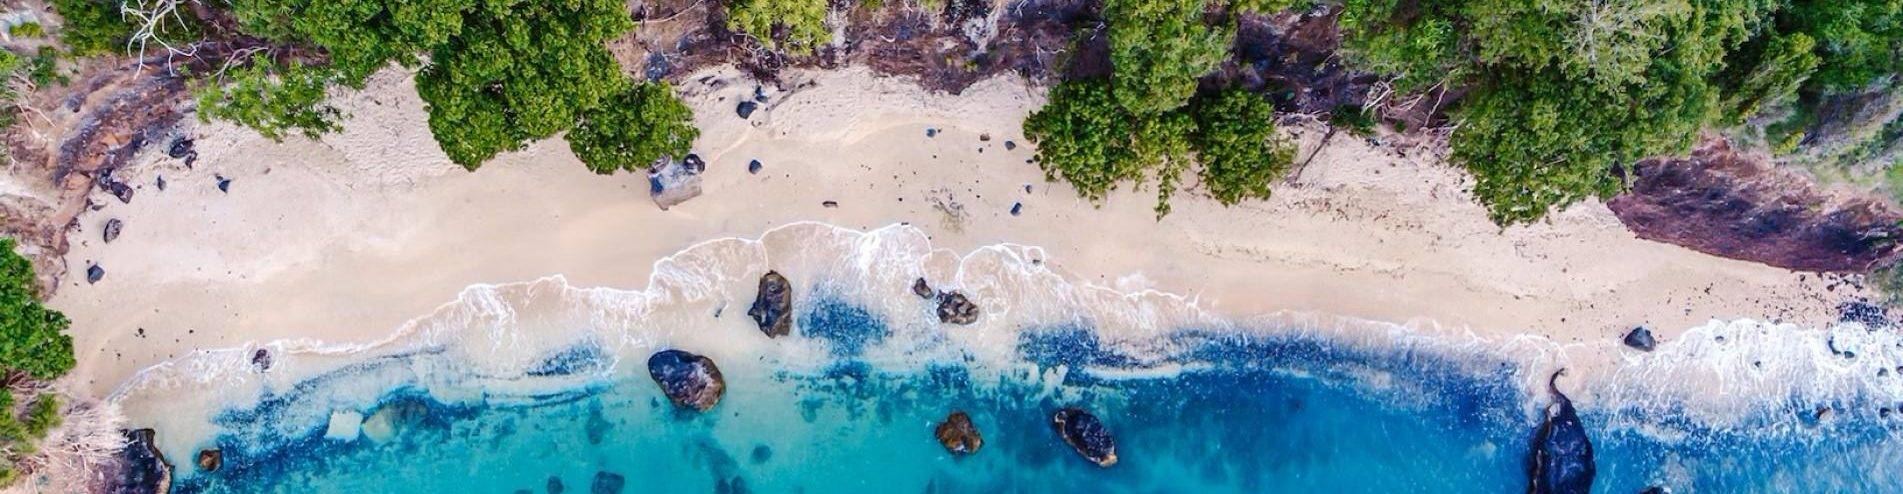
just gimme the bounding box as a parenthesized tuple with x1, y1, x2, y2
(162, 301, 1901, 493)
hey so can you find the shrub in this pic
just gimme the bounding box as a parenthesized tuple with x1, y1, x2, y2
(726, 0, 832, 54)
(1104, 0, 1230, 115)
(1194, 89, 1296, 205)
(195, 56, 342, 141)
(0, 237, 75, 380)
(568, 82, 700, 174)
(50, 0, 133, 56)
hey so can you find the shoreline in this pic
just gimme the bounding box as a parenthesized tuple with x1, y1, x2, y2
(48, 64, 1868, 401)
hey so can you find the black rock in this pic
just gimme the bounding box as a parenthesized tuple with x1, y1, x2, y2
(1529, 370, 1596, 494)
(748, 159, 763, 174)
(926, 128, 938, 138)
(647, 349, 726, 411)
(912, 278, 934, 299)
(1052, 408, 1117, 467)
(979, 133, 991, 142)
(155, 175, 166, 191)
(547, 476, 565, 494)
(103, 218, 123, 243)
(106, 429, 171, 494)
(736, 100, 758, 119)
(252, 348, 272, 371)
(87, 264, 105, 284)
(1622, 327, 1656, 352)
(936, 291, 980, 325)
(748, 271, 793, 337)
(1005, 140, 1016, 151)
(167, 136, 197, 166)
(822, 200, 839, 208)
(196, 448, 221, 471)
(99, 172, 134, 203)
(216, 174, 232, 193)
(1839, 300, 1889, 327)
(683, 154, 706, 174)
(753, 85, 769, 103)
(592, 471, 625, 494)
(935, 411, 984, 455)
(1639, 487, 1669, 494)
(1010, 202, 1022, 216)
(642, 52, 671, 81)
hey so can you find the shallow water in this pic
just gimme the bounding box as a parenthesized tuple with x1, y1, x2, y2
(113, 223, 1903, 493)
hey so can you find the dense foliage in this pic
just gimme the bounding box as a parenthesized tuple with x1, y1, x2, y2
(50, 0, 132, 56)
(0, 238, 74, 380)
(1194, 89, 1296, 205)
(1104, 0, 1230, 115)
(568, 82, 700, 174)
(725, 0, 832, 54)
(195, 57, 342, 141)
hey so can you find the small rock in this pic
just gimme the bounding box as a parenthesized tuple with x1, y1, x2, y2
(1052, 408, 1117, 467)
(936, 291, 980, 325)
(215, 175, 232, 193)
(252, 348, 272, 372)
(103, 218, 123, 243)
(592, 471, 625, 494)
(155, 175, 166, 191)
(753, 85, 768, 103)
(167, 136, 197, 166)
(822, 200, 839, 208)
(978, 133, 991, 142)
(196, 449, 221, 472)
(925, 128, 938, 138)
(736, 101, 758, 119)
(647, 349, 727, 412)
(748, 159, 763, 174)
(1639, 487, 1669, 494)
(748, 271, 794, 337)
(935, 411, 984, 455)
(86, 264, 104, 284)
(1005, 141, 1016, 151)
(1622, 327, 1656, 352)
(1010, 203, 1022, 216)
(912, 278, 934, 299)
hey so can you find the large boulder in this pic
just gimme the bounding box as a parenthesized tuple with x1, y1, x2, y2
(647, 349, 727, 412)
(748, 271, 793, 337)
(106, 428, 171, 494)
(1052, 408, 1117, 467)
(934, 411, 984, 455)
(1528, 370, 1596, 494)
(936, 291, 980, 325)
(648, 154, 704, 210)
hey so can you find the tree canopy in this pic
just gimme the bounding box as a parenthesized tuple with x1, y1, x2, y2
(568, 82, 700, 174)
(0, 238, 74, 380)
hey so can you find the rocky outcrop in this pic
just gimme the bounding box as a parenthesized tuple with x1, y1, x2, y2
(104, 428, 171, 494)
(936, 291, 980, 325)
(748, 271, 793, 337)
(1528, 371, 1595, 494)
(1607, 140, 1903, 273)
(934, 411, 984, 455)
(1052, 407, 1117, 467)
(647, 349, 727, 412)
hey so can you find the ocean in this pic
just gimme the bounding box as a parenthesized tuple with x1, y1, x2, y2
(109, 223, 1903, 493)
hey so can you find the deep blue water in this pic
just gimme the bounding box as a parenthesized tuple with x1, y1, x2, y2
(165, 300, 1902, 493)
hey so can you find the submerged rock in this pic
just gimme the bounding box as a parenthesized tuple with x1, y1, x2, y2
(1622, 327, 1656, 352)
(1052, 408, 1117, 467)
(547, 476, 565, 494)
(106, 428, 171, 494)
(912, 278, 934, 299)
(936, 291, 980, 325)
(103, 218, 123, 243)
(196, 448, 221, 472)
(748, 271, 793, 337)
(647, 349, 727, 411)
(592, 471, 625, 494)
(361, 399, 430, 443)
(1529, 370, 1596, 494)
(167, 136, 197, 166)
(934, 411, 984, 455)
(87, 264, 105, 284)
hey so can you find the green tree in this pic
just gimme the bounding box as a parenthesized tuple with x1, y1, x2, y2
(1193, 89, 1295, 205)
(0, 238, 75, 380)
(51, 0, 133, 56)
(195, 56, 343, 141)
(1105, 0, 1231, 115)
(1023, 79, 1141, 203)
(1782, 0, 1903, 92)
(568, 82, 700, 174)
(726, 0, 832, 54)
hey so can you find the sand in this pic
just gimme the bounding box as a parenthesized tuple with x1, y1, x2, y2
(45, 64, 1861, 400)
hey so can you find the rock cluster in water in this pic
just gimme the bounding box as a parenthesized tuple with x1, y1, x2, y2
(1528, 370, 1595, 494)
(935, 291, 980, 325)
(748, 271, 793, 337)
(106, 428, 170, 494)
(1052, 408, 1117, 467)
(934, 411, 984, 455)
(647, 349, 727, 411)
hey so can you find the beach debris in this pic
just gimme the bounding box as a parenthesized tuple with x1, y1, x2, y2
(107, 428, 172, 494)
(912, 278, 934, 299)
(647, 349, 727, 411)
(592, 471, 625, 494)
(748, 271, 794, 337)
(1528, 370, 1595, 494)
(196, 448, 222, 472)
(1005, 140, 1017, 150)
(822, 200, 839, 208)
(167, 136, 198, 166)
(1052, 408, 1117, 467)
(935, 411, 984, 455)
(736, 100, 758, 119)
(547, 476, 565, 494)
(361, 399, 430, 443)
(748, 159, 763, 174)
(936, 291, 980, 325)
(103, 218, 123, 243)
(648, 154, 705, 210)
(1010, 202, 1022, 216)
(926, 127, 938, 138)
(252, 348, 273, 372)
(86, 263, 104, 284)
(215, 174, 232, 193)
(1621, 327, 1655, 352)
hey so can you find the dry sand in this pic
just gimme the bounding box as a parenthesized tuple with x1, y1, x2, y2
(44, 65, 1859, 399)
